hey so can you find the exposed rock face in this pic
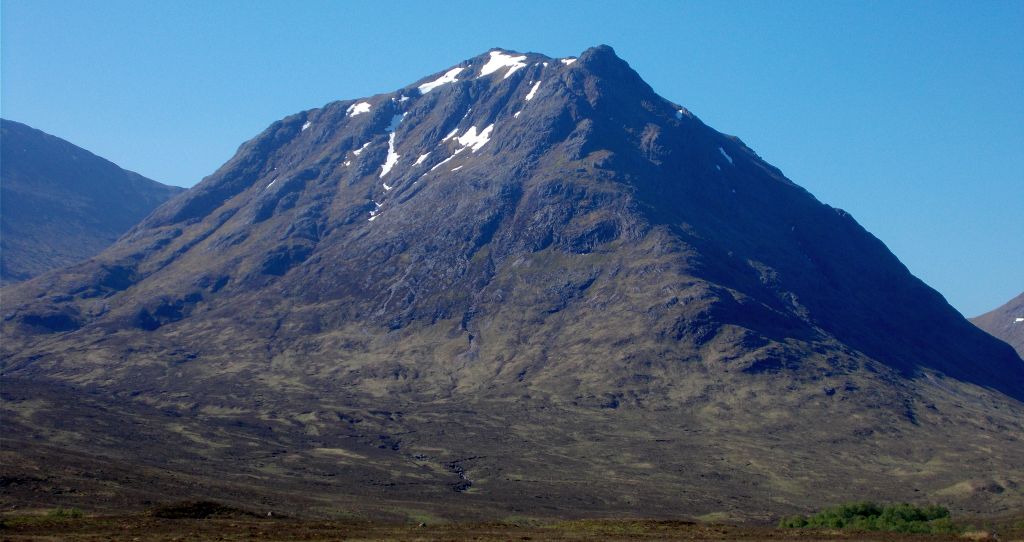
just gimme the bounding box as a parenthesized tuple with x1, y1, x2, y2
(1, 46, 1022, 520)
(972, 292, 1024, 357)
(0, 119, 184, 285)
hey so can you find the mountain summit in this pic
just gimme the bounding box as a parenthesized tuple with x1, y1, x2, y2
(2, 46, 1022, 519)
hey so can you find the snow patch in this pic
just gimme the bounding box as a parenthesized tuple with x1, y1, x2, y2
(479, 51, 527, 79)
(718, 147, 734, 165)
(347, 102, 371, 117)
(343, 160, 351, 167)
(542, 62, 549, 67)
(419, 66, 464, 94)
(456, 124, 494, 152)
(266, 177, 278, 189)
(368, 201, 382, 221)
(525, 81, 541, 101)
(560, 58, 577, 65)
(1016, 317, 1024, 323)
(429, 148, 465, 171)
(513, 111, 521, 118)
(380, 132, 400, 179)
(414, 152, 430, 165)
(715, 165, 721, 171)
(675, 109, 684, 120)
(398, 95, 409, 102)
(451, 166, 463, 171)
(301, 121, 312, 131)
(386, 112, 406, 133)
(443, 128, 460, 141)
(353, 141, 371, 156)
(427, 124, 495, 173)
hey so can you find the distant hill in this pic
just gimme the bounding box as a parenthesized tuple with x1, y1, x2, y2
(972, 292, 1024, 357)
(0, 119, 184, 285)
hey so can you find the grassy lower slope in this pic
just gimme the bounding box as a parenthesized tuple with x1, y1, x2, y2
(3, 367, 1022, 522)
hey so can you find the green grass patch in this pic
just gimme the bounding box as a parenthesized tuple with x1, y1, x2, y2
(1, 508, 86, 527)
(779, 501, 963, 534)
(47, 507, 84, 519)
(399, 509, 449, 525)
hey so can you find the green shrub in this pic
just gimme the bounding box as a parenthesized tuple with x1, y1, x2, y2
(778, 502, 961, 534)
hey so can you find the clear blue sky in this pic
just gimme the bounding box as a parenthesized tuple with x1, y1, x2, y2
(2, 0, 1021, 317)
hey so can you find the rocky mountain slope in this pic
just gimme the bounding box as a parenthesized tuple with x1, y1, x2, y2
(1, 46, 1022, 521)
(972, 292, 1024, 357)
(0, 119, 184, 285)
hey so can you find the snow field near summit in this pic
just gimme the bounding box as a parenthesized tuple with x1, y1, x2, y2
(347, 102, 371, 117)
(479, 51, 527, 78)
(419, 67, 464, 94)
(348, 102, 372, 117)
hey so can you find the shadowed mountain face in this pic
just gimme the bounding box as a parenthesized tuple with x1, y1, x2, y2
(2, 47, 1022, 520)
(972, 292, 1024, 357)
(0, 119, 184, 285)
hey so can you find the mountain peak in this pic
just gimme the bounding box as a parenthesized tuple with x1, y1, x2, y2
(5, 44, 1019, 399)
(411, 45, 635, 96)
(3, 46, 1024, 519)
(577, 44, 635, 75)
(579, 43, 619, 61)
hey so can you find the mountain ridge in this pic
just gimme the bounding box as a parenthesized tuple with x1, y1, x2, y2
(0, 118, 184, 285)
(972, 292, 1024, 357)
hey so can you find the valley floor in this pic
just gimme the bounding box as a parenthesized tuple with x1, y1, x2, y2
(1, 515, 1018, 542)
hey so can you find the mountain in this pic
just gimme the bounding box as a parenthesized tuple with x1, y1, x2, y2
(972, 292, 1024, 357)
(0, 119, 184, 285)
(2, 46, 1022, 521)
